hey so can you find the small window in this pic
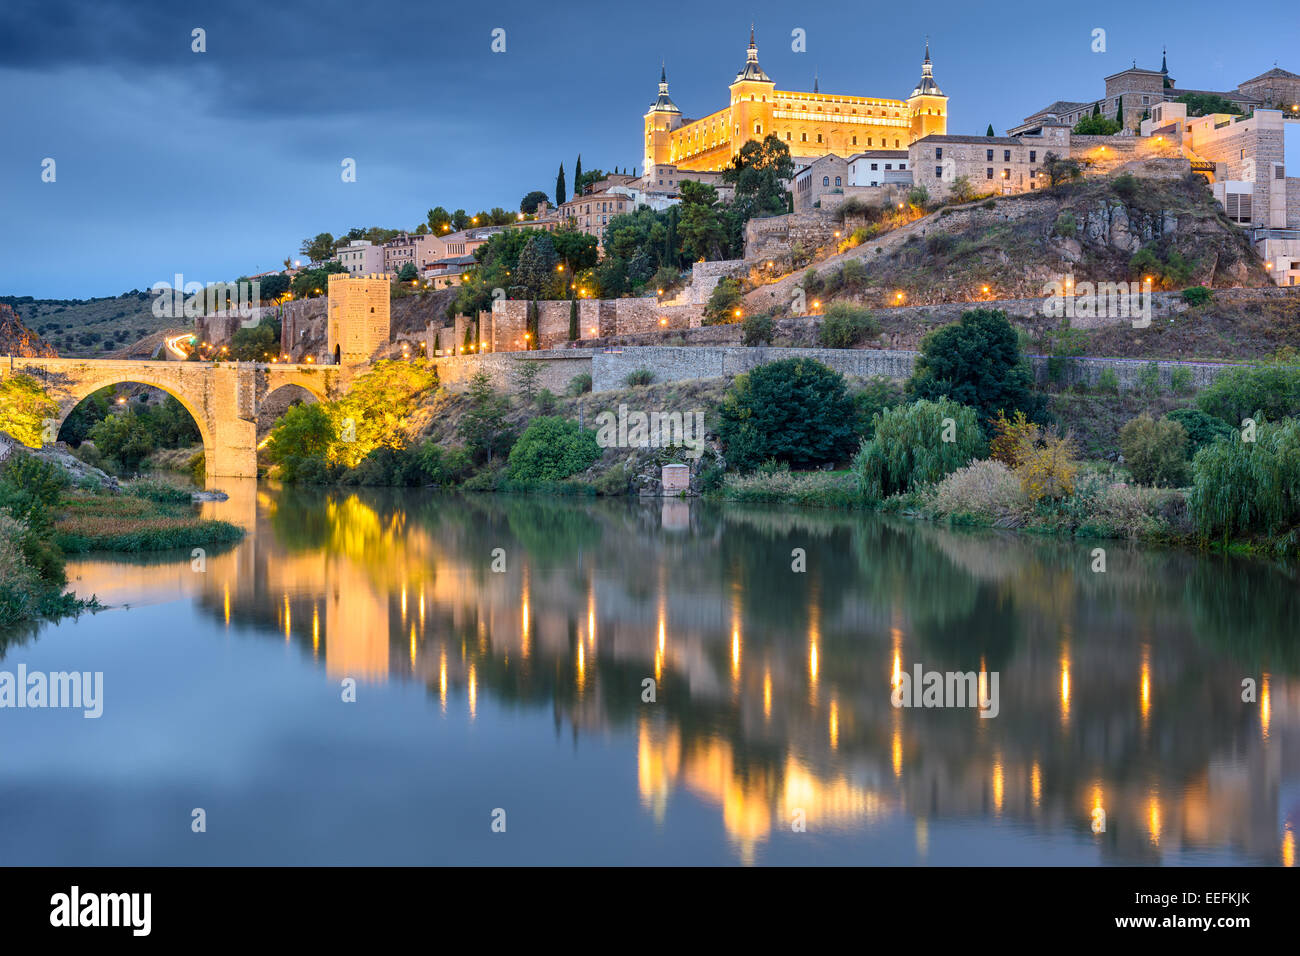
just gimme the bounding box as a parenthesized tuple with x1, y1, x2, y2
(986, 149, 994, 161)
(822, 176, 830, 186)
(1030, 150, 1036, 162)
(986, 168, 993, 179)
(935, 165, 943, 177)
(835, 176, 841, 186)
(1003, 150, 1011, 162)
(871, 163, 878, 171)
(936, 147, 943, 159)
(1002, 169, 1010, 179)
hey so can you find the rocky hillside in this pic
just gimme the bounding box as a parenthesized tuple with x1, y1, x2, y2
(284, 287, 461, 361)
(745, 163, 1272, 315)
(0, 303, 57, 357)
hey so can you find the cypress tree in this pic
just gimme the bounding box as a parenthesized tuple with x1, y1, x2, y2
(1092, 101, 1101, 117)
(529, 299, 540, 350)
(1115, 96, 1123, 124)
(985, 123, 994, 137)
(464, 319, 475, 350)
(434, 331, 441, 354)
(556, 163, 567, 206)
(569, 295, 578, 341)
(574, 155, 583, 196)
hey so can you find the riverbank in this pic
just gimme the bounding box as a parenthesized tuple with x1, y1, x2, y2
(0, 446, 243, 628)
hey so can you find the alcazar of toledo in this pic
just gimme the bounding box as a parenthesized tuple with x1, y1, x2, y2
(643, 28, 947, 172)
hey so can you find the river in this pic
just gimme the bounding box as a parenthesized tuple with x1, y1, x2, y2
(1, 481, 1296, 865)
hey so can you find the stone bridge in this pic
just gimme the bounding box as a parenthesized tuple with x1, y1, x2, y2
(1, 356, 347, 479)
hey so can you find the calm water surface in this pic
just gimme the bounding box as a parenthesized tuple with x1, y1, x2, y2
(2, 481, 1297, 865)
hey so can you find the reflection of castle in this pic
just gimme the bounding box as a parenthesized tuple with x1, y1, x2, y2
(64, 489, 1300, 865)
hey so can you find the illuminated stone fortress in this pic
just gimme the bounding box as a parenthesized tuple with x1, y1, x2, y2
(644, 28, 948, 172)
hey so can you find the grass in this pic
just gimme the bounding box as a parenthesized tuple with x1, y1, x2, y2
(719, 470, 861, 508)
(53, 490, 243, 553)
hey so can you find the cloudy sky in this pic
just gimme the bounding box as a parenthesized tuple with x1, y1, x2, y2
(2, 0, 1294, 298)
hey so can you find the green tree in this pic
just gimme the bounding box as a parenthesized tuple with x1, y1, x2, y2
(458, 371, 513, 465)
(1196, 360, 1300, 425)
(262, 402, 334, 482)
(300, 232, 336, 264)
(506, 416, 601, 482)
(257, 273, 291, 303)
(678, 180, 730, 262)
(427, 206, 453, 232)
(229, 317, 282, 362)
(906, 308, 1044, 429)
(573, 155, 583, 196)
(703, 277, 743, 324)
(0, 374, 59, 448)
(1189, 418, 1300, 539)
(516, 233, 560, 299)
(88, 411, 156, 472)
(1119, 414, 1190, 486)
(1042, 152, 1083, 186)
(1174, 93, 1243, 117)
(1073, 115, 1122, 135)
(555, 163, 567, 206)
(330, 361, 439, 468)
(520, 191, 549, 214)
(1164, 408, 1234, 456)
(985, 123, 995, 136)
(722, 134, 795, 223)
(569, 296, 579, 341)
(853, 398, 985, 502)
(718, 358, 859, 470)
(397, 262, 419, 283)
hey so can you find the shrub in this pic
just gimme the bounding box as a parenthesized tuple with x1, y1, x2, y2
(981, 199, 996, 209)
(536, 388, 558, 415)
(0, 373, 59, 448)
(1014, 424, 1079, 502)
(703, 277, 743, 324)
(741, 311, 774, 346)
(1164, 407, 1233, 456)
(718, 358, 859, 471)
(852, 398, 985, 503)
(988, 409, 1036, 467)
(853, 377, 904, 439)
(1112, 173, 1140, 200)
(1182, 285, 1211, 306)
(907, 309, 1043, 429)
(506, 416, 602, 482)
(1196, 360, 1300, 426)
(416, 442, 473, 486)
(1119, 414, 1190, 486)
(124, 479, 192, 504)
(566, 373, 593, 396)
(1096, 368, 1120, 394)
(1170, 366, 1194, 394)
(1189, 418, 1300, 540)
(1135, 361, 1162, 396)
(624, 367, 655, 387)
(924, 459, 1028, 525)
(1053, 211, 1077, 238)
(721, 470, 860, 508)
(818, 303, 876, 348)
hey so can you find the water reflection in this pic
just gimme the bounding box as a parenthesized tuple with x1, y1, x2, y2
(52, 483, 1300, 865)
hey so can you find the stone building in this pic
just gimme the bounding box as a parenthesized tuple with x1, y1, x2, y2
(326, 273, 390, 366)
(335, 239, 386, 277)
(910, 130, 1065, 198)
(1010, 51, 1289, 136)
(643, 31, 946, 173)
(792, 155, 849, 212)
(846, 150, 911, 187)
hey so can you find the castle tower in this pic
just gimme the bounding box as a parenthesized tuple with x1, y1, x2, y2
(643, 63, 683, 171)
(907, 39, 948, 140)
(727, 26, 776, 161)
(327, 273, 390, 366)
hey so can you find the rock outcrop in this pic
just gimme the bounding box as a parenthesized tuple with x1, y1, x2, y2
(0, 304, 57, 357)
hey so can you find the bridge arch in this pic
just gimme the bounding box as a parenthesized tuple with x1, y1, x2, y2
(54, 373, 217, 474)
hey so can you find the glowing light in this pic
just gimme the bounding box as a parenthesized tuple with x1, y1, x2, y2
(312, 604, 320, 655)
(283, 593, 291, 641)
(1140, 648, 1151, 725)
(992, 758, 1004, 814)
(439, 650, 447, 712)
(809, 641, 819, 684)
(891, 726, 902, 776)
(1262, 674, 1271, 739)
(829, 699, 839, 749)
(1285, 823, 1295, 867)
(223, 584, 230, 628)
(731, 627, 741, 678)
(1147, 794, 1161, 845)
(1031, 762, 1042, 808)
(763, 670, 772, 718)
(468, 664, 477, 719)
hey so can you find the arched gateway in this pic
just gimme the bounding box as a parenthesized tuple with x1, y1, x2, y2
(1, 357, 344, 480)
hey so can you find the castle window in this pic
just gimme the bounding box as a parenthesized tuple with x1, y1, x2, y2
(894, 139, 899, 147)
(822, 176, 829, 186)
(987, 168, 993, 179)
(755, 123, 761, 134)
(986, 149, 994, 161)
(817, 133, 822, 143)
(786, 132, 791, 140)
(852, 136, 857, 145)
(935, 166, 943, 177)
(936, 147, 943, 159)
(801, 133, 808, 142)
(1030, 150, 1036, 162)
(835, 176, 841, 186)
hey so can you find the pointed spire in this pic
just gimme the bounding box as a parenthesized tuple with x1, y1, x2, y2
(814, 69, 819, 94)
(912, 37, 942, 97)
(734, 22, 772, 82)
(660, 59, 666, 84)
(1161, 46, 1167, 74)
(649, 62, 679, 114)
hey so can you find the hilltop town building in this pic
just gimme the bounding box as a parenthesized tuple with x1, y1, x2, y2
(335, 239, 387, 277)
(643, 31, 947, 173)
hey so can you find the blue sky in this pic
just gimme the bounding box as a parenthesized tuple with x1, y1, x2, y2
(1, 0, 1295, 298)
